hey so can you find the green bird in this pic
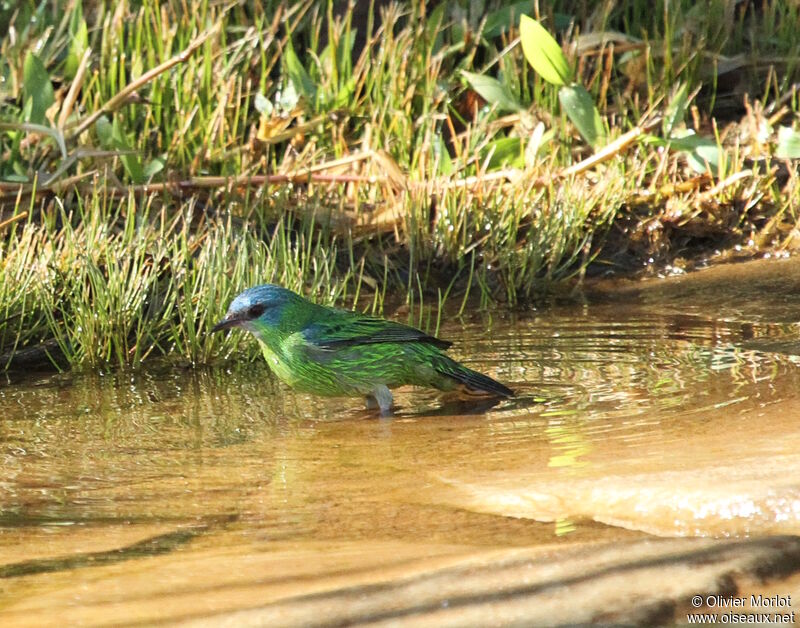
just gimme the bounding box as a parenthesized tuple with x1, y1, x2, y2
(212, 284, 514, 412)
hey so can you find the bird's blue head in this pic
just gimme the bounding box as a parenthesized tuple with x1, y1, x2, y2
(211, 284, 304, 333)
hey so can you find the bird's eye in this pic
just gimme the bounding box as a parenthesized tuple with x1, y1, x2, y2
(246, 304, 266, 319)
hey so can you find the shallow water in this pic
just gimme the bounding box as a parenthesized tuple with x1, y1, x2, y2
(3, 257, 800, 624)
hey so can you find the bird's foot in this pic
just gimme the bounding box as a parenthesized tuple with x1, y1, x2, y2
(365, 385, 394, 415)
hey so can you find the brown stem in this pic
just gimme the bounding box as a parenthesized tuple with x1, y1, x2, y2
(69, 25, 219, 139)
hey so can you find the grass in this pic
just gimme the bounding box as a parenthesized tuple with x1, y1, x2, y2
(1, 185, 364, 368)
(1, 0, 799, 369)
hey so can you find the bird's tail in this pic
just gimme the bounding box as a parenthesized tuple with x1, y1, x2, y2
(436, 358, 514, 398)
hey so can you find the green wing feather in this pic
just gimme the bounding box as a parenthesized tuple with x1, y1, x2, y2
(302, 312, 451, 350)
(297, 308, 514, 399)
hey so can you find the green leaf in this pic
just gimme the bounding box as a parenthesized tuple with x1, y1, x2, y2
(97, 116, 144, 183)
(65, 0, 88, 79)
(484, 2, 534, 38)
(461, 71, 523, 113)
(558, 84, 605, 147)
(143, 156, 166, 179)
(95, 115, 113, 146)
(112, 117, 144, 183)
(333, 76, 356, 109)
(519, 14, 572, 86)
(666, 133, 712, 152)
(434, 135, 452, 175)
(641, 134, 668, 148)
(669, 133, 723, 175)
(3, 174, 30, 183)
(663, 83, 689, 138)
(686, 144, 722, 175)
(335, 29, 355, 84)
(776, 126, 800, 159)
(425, 2, 446, 49)
(480, 137, 524, 170)
(22, 53, 55, 125)
(284, 46, 317, 105)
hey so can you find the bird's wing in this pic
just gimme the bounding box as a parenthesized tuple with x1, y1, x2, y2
(302, 315, 452, 350)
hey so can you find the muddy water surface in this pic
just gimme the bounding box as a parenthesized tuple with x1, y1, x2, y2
(3, 258, 800, 625)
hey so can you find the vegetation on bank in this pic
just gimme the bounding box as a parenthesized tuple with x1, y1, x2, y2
(1, 0, 799, 369)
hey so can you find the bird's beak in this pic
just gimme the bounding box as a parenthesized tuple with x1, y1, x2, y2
(210, 315, 240, 333)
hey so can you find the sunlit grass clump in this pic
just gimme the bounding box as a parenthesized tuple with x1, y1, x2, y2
(0, 170, 626, 368)
(1, 0, 800, 369)
(0, 188, 358, 369)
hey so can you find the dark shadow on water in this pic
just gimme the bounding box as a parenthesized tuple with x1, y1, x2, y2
(0, 529, 198, 579)
(0, 515, 238, 579)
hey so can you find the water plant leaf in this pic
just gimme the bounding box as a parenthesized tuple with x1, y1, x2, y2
(425, 2, 446, 51)
(254, 92, 272, 115)
(65, 0, 89, 79)
(669, 134, 723, 174)
(336, 29, 355, 83)
(776, 126, 800, 159)
(95, 115, 113, 146)
(558, 84, 605, 147)
(333, 76, 357, 109)
(0, 121, 67, 159)
(461, 71, 523, 113)
(112, 118, 144, 183)
(319, 28, 355, 81)
(143, 156, 166, 179)
(525, 121, 554, 164)
(575, 31, 641, 53)
(663, 83, 689, 138)
(284, 46, 317, 105)
(97, 116, 144, 183)
(687, 144, 722, 175)
(434, 135, 453, 175)
(666, 133, 710, 152)
(22, 53, 55, 125)
(3, 173, 29, 183)
(484, 2, 535, 38)
(481, 137, 524, 170)
(519, 14, 572, 86)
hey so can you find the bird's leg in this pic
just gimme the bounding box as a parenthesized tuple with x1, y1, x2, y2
(365, 385, 393, 413)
